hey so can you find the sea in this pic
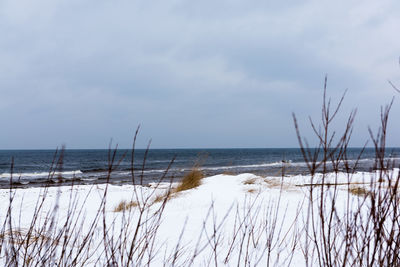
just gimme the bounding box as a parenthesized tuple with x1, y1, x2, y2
(0, 148, 399, 188)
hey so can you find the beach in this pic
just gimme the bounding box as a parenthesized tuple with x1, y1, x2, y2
(1, 169, 393, 266)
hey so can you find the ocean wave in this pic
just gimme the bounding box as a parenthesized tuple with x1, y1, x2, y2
(80, 168, 108, 173)
(1, 156, 398, 185)
(0, 170, 83, 180)
(200, 161, 293, 171)
(80, 177, 98, 182)
(199, 157, 400, 171)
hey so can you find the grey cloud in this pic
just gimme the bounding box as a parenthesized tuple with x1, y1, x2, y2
(0, 0, 399, 148)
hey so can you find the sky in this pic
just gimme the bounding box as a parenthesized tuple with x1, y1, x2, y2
(0, 0, 399, 149)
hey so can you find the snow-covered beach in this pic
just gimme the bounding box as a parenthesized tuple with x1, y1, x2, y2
(1, 169, 395, 266)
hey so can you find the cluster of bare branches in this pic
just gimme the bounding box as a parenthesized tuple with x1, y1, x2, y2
(293, 77, 400, 266)
(0, 129, 178, 266)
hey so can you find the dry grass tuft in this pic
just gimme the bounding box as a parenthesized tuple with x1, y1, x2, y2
(113, 200, 139, 212)
(264, 178, 281, 188)
(153, 194, 166, 203)
(349, 186, 369, 197)
(243, 178, 257, 185)
(175, 169, 204, 193)
(0, 229, 57, 246)
(246, 188, 257, 194)
(152, 192, 173, 204)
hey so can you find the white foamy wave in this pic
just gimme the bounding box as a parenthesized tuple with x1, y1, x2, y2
(0, 170, 83, 180)
(200, 161, 295, 171)
(287, 168, 400, 186)
(117, 169, 169, 176)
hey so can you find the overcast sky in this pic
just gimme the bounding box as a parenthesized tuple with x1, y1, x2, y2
(0, 0, 399, 149)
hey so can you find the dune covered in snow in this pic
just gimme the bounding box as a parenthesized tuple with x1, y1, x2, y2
(2, 169, 397, 266)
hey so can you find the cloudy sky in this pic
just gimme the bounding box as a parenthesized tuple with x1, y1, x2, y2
(0, 0, 399, 149)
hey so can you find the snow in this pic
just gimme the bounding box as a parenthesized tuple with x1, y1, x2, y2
(0, 171, 388, 266)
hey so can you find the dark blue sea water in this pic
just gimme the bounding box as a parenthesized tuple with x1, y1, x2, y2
(0, 148, 399, 188)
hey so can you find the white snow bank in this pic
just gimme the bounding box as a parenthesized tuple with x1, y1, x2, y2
(0, 170, 394, 266)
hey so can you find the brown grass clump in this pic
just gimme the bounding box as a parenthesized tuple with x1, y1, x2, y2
(153, 194, 167, 203)
(243, 178, 257, 185)
(0, 229, 57, 246)
(175, 169, 204, 193)
(113, 200, 139, 212)
(152, 191, 173, 204)
(349, 186, 369, 197)
(264, 178, 282, 188)
(246, 188, 257, 194)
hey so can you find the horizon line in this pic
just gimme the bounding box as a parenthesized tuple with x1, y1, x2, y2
(0, 146, 395, 151)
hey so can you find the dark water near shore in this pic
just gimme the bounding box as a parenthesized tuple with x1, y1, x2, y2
(0, 148, 399, 188)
